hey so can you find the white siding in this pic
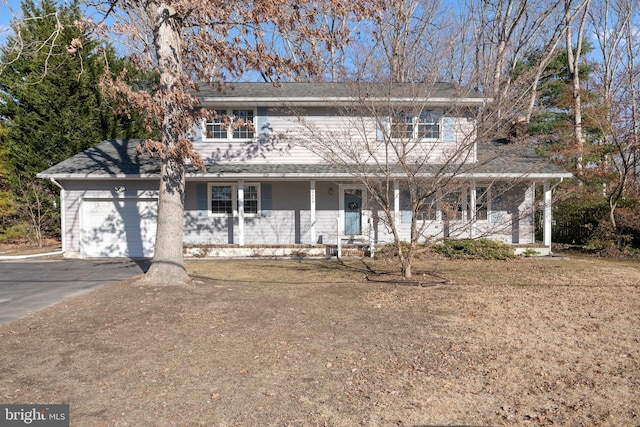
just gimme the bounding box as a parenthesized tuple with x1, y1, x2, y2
(80, 198, 157, 257)
(60, 180, 159, 257)
(193, 107, 478, 166)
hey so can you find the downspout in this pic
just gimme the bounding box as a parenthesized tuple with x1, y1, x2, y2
(551, 177, 564, 191)
(49, 178, 66, 255)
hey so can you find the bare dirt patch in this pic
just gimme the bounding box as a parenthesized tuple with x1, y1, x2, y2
(1, 256, 639, 426)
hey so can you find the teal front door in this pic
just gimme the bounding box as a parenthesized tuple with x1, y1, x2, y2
(344, 189, 362, 235)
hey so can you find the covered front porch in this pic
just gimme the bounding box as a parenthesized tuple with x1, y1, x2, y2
(182, 177, 563, 255)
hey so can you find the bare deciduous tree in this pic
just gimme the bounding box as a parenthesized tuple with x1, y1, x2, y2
(295, 82, 548, 278)
(585, 0, 639, 238)
(565, 0, 591, 171)
(94, 0, 371, 285)
(0, 0, 77, 78)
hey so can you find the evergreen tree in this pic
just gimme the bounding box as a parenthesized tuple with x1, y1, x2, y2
(513, 46, 594, 144)
(0, 0, 155, 242)
(0, 123, 18, 235)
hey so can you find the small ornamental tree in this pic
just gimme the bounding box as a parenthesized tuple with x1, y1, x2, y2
(295, 82, 533, 279)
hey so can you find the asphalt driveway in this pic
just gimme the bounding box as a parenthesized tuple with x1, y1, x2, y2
(0, 259, 149, 325)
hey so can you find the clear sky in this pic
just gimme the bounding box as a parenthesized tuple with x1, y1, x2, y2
(0, 0, 23, 45)
(0, 0, 607, 70)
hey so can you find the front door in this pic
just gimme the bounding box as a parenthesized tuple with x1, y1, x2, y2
(344, 189, 362, 235)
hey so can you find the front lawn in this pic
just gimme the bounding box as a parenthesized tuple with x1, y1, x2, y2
(1, 256, 638, 425)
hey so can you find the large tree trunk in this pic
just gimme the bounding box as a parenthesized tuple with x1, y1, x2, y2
(142, 155, 190, 286)
(138, 2, 191, 286)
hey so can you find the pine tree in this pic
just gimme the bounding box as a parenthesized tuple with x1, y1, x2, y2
(0, 0, 154, 242)
(0, 123, 18, 235)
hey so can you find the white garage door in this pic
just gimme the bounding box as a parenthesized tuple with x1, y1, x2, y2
(81, 198, 158, 258)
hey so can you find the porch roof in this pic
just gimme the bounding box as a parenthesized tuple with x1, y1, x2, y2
(37, 139, 572, 181)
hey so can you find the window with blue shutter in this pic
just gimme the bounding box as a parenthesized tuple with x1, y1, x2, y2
(400, 189, 412, 223)
(196, 183, 208, 216)
(442, 117, 456, 142)
(261, 183, 272, 217)
(256, 107, 270, 137)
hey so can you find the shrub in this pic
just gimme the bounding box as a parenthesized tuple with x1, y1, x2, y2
(615, 206, 640, 248)
(433, 238, 516, 260)
(0, 223, 34, 242)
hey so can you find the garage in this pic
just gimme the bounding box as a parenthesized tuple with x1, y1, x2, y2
(80, 198, 158, 258)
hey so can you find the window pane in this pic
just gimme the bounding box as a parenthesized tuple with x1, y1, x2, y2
(205, 117, 227, 139)
(391, 113, 413, 139)
(417, 110, 440, 139)
(243, 184, 258, 214)
(233, 110, 254, 139)
(467, 186, 488, 220)
(418, 194, 437, 221)
(476, 186, 488, 220)
(442, 192, 463, 220)
(211, 185, 233, 214)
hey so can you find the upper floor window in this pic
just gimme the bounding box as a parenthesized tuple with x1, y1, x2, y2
(388, 110, 441, 140)
(232, 109, 254, 139)
(390, 112, 414, 139)
(204, 109, 255, 140)
(206, 117, 228, 139)
(417, 110, 440, 139)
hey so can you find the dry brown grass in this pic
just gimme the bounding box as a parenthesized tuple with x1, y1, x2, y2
(1, 255, 639, 426)
(0, 239, 61, 256)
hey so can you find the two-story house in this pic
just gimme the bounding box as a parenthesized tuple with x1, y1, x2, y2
(38, 82, 571, 258)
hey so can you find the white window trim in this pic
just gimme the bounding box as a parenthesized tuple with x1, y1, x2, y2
(388, 109, 442, 141)
(202, 108, 257, 142)
(416, 110, 441, 140)
(402, 185, 492, 224)
(207, 182, 261, 217)
(472, 185, 491, 223)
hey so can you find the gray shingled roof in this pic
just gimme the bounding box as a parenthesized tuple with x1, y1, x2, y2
(196, 82, 485, 102)
(38, 140, 162, 177)
(38, 139, 571, 180)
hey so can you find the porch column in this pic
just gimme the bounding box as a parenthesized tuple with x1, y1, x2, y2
(238, 180, 245, 246)
(310, 180, 316, 244)
(469, 183, 476, 239)
(394, 180, 400, 226)
(544, 181, 552, 250)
